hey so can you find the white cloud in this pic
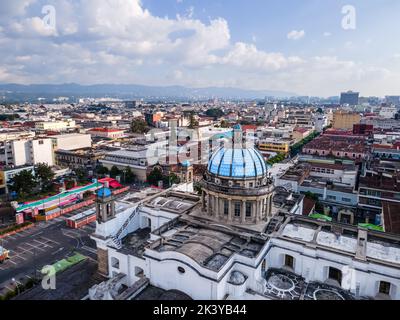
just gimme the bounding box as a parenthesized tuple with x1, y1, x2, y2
(287, 30, 305, 40)
(0, 0, 398, 96)
(323, 32, 332, 37)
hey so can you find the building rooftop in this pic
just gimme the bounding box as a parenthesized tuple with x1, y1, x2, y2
(268, 215, 400, 268)
(152, 220, 265, 271)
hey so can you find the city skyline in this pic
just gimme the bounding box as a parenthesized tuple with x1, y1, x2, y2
(1, 0, 400, 97)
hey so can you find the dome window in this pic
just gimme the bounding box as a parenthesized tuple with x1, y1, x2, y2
(178, 267, 186, 274)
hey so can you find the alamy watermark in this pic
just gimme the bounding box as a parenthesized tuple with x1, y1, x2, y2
(41, 5, 57, 31)
(342, 5, 356, 30)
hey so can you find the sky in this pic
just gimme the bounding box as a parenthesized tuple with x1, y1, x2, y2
(0, 0, 400, 97)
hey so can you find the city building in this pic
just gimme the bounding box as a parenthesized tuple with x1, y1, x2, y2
(35, 120, 76, 131)
(302, 135, 368, 161)
(257, 138, 292, 154)
(51, 133, 92, 151)
(100, 148, 150, 182)
(332, 111, 361, 130)
(340, 91, 360, 106)
(88, 128, 126, 140)
(4, 138, 54, 167)
(0, 129, 35, 142)
(55, 148, 105, 170)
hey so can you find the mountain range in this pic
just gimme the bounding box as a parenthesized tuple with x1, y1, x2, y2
(0, 83, 297, 100)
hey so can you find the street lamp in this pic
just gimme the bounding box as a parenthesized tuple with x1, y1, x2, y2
(11, 278, 21, 295)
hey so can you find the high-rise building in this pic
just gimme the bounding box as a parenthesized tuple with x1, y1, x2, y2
(340, 91, 360, 106)
(385, 96, 400, 106)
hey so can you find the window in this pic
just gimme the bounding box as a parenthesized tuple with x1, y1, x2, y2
(178, 266, 186, 274)
(224, 200, 229, 215)
(111, 257, 120, 269)
(234, 202, 241, 217)
(342, 198, 351, 203)
(39, 140, 44, 145)
(246, 202, 252, 217)
(284, 255, 294, 269)
(328, 267, 342, 284)
(379, 281, 391, 295)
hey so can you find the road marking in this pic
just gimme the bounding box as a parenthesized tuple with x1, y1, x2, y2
(6, 259, 17, 265)
(52, 247, 64, 255)
(25, 243, 46, 252)
(33, 239, 54, 248)
(81, 245, 97, 254)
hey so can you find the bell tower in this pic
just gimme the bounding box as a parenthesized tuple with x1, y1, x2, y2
(96, 181, 116, 223)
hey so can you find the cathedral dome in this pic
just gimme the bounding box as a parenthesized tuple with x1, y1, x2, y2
(207, 146, 267, 179)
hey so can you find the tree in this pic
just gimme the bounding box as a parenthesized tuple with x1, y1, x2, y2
(110, 166, 122, 178)
(9, 170, 36, 197)
(220, 120, 230, 128)
(165, 173, 180, 187)
(188, 112, 199, 129)
(35, 163, 55, 192)
(147, 167, 163, 186)
(96, 165, 109, 176)
(74, 168, 88, 183)
(123, 167, 136, 184)
(205, 108, 224, 119)
(131, 118, 149, 134)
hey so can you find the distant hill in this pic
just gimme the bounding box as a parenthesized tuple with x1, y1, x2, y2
(0, 83, 297, 100)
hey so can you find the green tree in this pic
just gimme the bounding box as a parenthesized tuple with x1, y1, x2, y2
(147, 167, 163, 186)
(131, 118, 149, 134)
(205, 108, 224, 119)
(96, 165, 109, 176)
(123, 167, 136, 183)
(188, 112, 199, 129)
(110, 165, 122, 178)
(35, 163, 55, 192)
(9, 170, 36, 197)
(74, 168, 88, 183)
(164, 173, 180, 187)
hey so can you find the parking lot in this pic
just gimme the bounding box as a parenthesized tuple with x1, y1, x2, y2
(0, 208, 98, 294)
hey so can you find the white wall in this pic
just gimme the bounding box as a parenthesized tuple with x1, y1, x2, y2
(265, 239, 400, 299)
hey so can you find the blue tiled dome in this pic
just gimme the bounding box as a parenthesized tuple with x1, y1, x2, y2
(97, 187, 112, 198)
(208, 147, 267, 178)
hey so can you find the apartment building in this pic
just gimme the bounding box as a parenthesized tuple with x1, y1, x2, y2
(4, 138, 54, 167)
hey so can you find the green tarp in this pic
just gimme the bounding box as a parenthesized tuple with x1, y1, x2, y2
(358, 223, 384, 232)
(309, 213, 333, 222)
(51, 253, 87, 274)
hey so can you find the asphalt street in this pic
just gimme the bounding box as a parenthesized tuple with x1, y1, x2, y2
(0, 206, 98, 294)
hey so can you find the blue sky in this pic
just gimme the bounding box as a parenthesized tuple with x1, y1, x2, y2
(0, 0, 399, 96)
